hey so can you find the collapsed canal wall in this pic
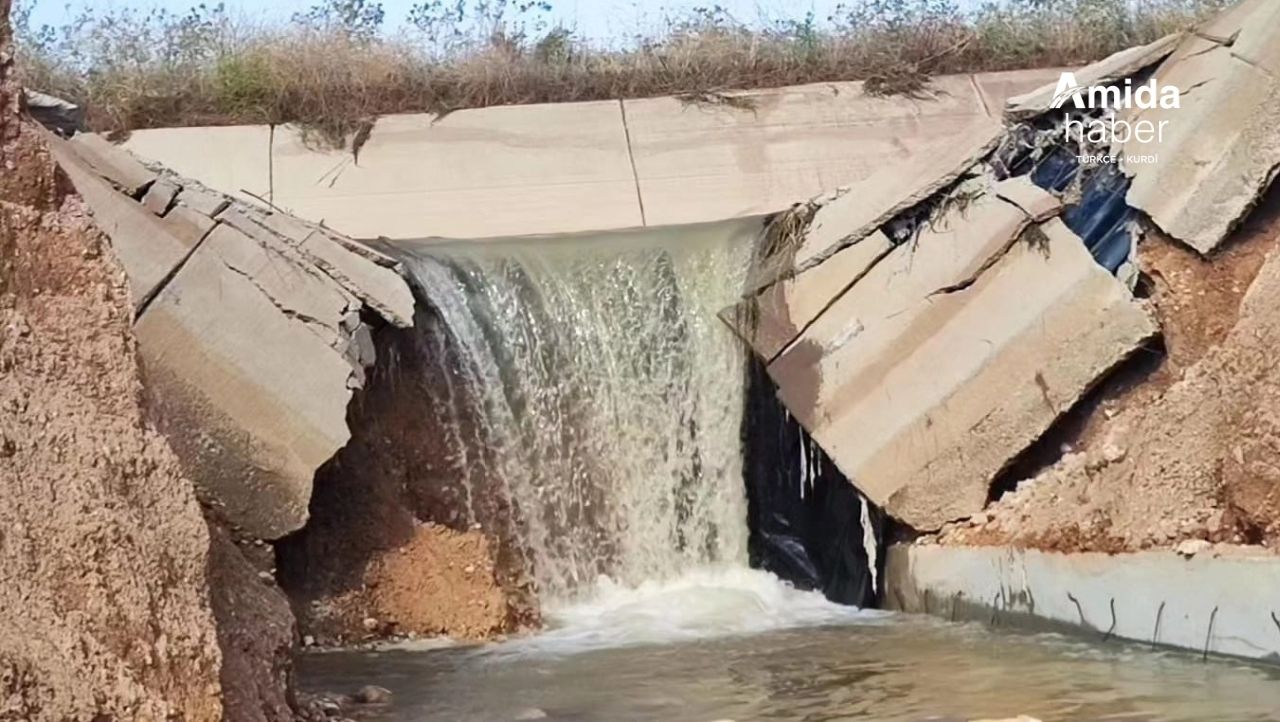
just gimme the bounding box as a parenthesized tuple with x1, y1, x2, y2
(8, 1, 1280, 718)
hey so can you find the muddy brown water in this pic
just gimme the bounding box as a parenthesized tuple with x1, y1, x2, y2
(299, 569, 1280, 722)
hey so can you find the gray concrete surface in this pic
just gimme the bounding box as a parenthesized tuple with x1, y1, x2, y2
(886, 543, 1280, 664)
(116, 70, 1061, 240)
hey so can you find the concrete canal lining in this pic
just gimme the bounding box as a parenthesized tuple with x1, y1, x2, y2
(886, 543, 1280, 663)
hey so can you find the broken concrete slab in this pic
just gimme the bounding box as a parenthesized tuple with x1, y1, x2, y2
(769, 215, 1155, 529)
(1120, 0, 1280, 255)
(176, 185, 230, 217)
(217, 205, 415, 328)
(135, 223, 361, 539)
(141, 178, 180, 215)
(24, 89, 83, 136)
(1005, 33, 1182, 120)
(50, 136, 418, 541)
(296, 231, 415, 328)
(748, 119, 1003, 293)
(68, 132, 158, 196)
(50, 137, 194, 310)
(885, 543, 1280, 663)
(768, 185, 1032, 425)
(722, 230, 893, 362)
(163, 205, 217, 249)
(725, 178, 1064, 370)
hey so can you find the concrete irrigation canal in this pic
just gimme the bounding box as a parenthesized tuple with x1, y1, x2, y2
(6, 0, 1280, 719)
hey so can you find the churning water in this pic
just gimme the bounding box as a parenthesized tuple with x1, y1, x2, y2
(393, 219, 762, 603)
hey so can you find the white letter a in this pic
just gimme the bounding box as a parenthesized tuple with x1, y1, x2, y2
(1051, 72, 1086, 109)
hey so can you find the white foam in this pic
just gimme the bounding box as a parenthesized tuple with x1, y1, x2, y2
(490, 565, 886, 657)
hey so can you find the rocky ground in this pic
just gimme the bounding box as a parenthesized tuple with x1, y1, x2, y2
(938, 188, 1280, 552)
(0, 3, 224, 715)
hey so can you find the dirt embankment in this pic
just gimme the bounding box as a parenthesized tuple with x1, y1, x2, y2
(276, 312, 536, 645)
(940, 190, 1280, 552)
(0, 1, 224, 716)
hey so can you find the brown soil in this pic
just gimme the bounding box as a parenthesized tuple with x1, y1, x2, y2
(304, 523, 510, 643)
(939, 192, 1280, 553)
(0, 2, 224, 716)
(277, 312, 537, 645)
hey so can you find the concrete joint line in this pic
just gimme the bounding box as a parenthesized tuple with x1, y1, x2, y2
(618, 100, 648, 227)
(968, 74, 993, 118)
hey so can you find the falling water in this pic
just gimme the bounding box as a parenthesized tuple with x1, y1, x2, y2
(392, 219, 762, 603)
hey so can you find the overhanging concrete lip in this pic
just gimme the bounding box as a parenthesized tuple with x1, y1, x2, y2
(886, 543, 1280, 664)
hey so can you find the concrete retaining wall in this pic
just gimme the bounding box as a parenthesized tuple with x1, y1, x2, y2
(886, 543, 1280, 664)
(118, 69, 1061, 240)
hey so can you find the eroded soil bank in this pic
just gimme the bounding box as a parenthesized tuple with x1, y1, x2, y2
(0, 2, 306, 718)
(0, 1, 223, 715)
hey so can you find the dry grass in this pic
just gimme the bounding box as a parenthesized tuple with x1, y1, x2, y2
(13, 0, 1231, 146)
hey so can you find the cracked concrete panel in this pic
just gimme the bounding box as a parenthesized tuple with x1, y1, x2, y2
(50, 137, 196, 310)
(218, 205, 416, 328)
(759, 119, 1003, 290)
(1005, 33, 1181, 120)
(769, 186, 1035, 427)
(770, 214, 1155, 530)
(206, 224, 353, 347)
(1120, 0, 1280, 255)
(297, 231, 416, 328)
(721, 230, 893, 362)
(135, 224, 361, 539)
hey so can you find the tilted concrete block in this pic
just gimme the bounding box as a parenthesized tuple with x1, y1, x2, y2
(769, 209, 1155, 529)
(134, 224, 363, 539)
(746, 119, 1003, 293)
(1004, 33, 1181, 120)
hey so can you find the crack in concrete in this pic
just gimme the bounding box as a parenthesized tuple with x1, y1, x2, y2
(218, 257, 338, 342)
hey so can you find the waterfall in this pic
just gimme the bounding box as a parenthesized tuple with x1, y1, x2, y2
(391, 220, 761, 603)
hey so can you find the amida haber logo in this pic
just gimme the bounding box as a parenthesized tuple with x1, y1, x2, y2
(1052, 71, 1181, 163)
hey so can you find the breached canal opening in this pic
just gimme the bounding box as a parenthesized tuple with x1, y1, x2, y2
(277, 217, 882, 644)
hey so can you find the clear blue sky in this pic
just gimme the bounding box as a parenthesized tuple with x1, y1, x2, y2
(22, 0, 861, 43)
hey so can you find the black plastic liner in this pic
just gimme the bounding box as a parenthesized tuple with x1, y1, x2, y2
(741, 357, 883, 607)
(997, 129, 1137, 275)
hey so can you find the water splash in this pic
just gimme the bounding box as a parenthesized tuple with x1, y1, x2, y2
(395, 220, 761, 603)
